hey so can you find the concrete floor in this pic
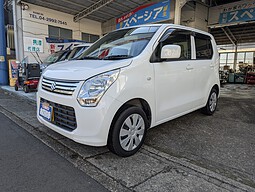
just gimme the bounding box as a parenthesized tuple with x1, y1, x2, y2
(145, 84, 255, 187)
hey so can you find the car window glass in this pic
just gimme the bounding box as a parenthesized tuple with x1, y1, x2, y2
(195, 35, 213, 59)
(79, 26, 159, 60)
(155, 29, 191, 61)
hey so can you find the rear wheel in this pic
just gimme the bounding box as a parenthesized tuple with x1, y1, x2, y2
(107, 106, 148, 157)
(202, 88, 218, 115)
(24, 85, 29, 93)
(14, 84, 18, 91)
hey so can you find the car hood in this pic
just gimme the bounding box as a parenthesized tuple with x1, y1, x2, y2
(42, 59, 132, 81)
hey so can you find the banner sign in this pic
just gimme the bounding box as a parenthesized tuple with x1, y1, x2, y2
(9, 60, 18, 78)
(8, 60, 18, 86)
(24, 37, 44, 53)
(219, 1, 255, 24)
(116, 0, 170, 29)
(46, 37, 86, 53)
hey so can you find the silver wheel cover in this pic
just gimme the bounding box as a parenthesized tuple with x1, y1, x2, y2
(119, 114, 145, 151)
(209, 92, 217, 112)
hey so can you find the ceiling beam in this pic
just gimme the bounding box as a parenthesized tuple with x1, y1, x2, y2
(125, 0, 141, 6)
(86, 14, 106, 22)
(74, 0, 114, 22)
(221, 27, 236, 45)
(85, 0, 123, 14)
(59, 0, 90, 9)
(60, 0, 114, 18)
(111, 1, 132, 10)
(89, 9, 116, 18)
(33, 0, 79, 14)
(104, 4, 125, 14)
(86, 13, 109, 21)
(225, 27, 237, 42)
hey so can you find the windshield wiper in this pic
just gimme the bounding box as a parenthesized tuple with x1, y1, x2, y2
(103, 55, 132, 60)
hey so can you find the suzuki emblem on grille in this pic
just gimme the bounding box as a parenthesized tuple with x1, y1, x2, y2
(51, 82, 57, 91)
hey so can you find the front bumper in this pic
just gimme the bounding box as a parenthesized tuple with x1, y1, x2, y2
(37, 87, 122, 146)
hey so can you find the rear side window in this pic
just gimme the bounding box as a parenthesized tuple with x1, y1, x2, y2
(195, 34, 213, 60)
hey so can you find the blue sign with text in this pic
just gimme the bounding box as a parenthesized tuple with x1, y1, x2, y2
(219, 8, 255, 24)
(116, 0, 170, 29)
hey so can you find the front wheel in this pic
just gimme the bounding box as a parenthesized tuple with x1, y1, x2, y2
(202, 88, 218, 115)
(107, 106, 148, 157)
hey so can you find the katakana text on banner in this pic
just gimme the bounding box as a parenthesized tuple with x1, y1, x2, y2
(116, 0, 170, 29)
(219, 1, 255, 24)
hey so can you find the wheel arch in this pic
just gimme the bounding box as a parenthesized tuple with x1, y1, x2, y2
(212, 84, 220, 96)
(107, 98, 152, 143)
(113, 98, 151, 127)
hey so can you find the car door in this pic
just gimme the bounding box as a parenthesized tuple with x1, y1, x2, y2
(151, 28, 197, 123)
(192, 33, 214, 105)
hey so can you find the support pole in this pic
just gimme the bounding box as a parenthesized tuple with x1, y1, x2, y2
(174, 0, 188, 25)
(13, 0, 19, 61)
(0, 0, 8, 85)
(174, 0, 182, 24)
(233, 43, 238, 71)
(13, 0, 24, 62)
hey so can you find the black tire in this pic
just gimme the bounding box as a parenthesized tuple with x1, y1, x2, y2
(24, 85, 29, 93)
(14, 84, 18, 91)
(202, 88, 218, 115)
(107, 106, 149, 157)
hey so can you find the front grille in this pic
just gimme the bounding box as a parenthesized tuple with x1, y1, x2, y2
(42, 77, 79, 95)
(41, 98, 77, 131)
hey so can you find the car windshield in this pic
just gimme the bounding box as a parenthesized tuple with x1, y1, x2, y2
(43, 51, 65, 64)
(79, 26, 159, 60)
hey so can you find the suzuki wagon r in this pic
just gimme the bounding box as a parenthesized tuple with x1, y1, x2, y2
(37, 24, 220, 157)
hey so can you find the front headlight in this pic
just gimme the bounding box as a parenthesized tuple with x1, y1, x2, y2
(77, 69, 120, 107)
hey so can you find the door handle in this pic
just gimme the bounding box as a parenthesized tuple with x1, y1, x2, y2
(186, 65, 194, 70)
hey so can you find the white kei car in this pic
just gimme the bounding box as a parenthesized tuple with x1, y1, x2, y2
(37, 24, 220, 157)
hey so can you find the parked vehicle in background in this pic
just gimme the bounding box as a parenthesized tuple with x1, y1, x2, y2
(15, 57, 41, 93)
(40, 50, 71, 72)
(37, 24, 220, 157)
(67, 43, 92, 60)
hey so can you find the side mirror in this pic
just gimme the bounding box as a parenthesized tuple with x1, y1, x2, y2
(161, 45, 181, 59)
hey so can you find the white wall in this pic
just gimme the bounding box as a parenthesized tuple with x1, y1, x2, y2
(21, 2, 102, 62)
